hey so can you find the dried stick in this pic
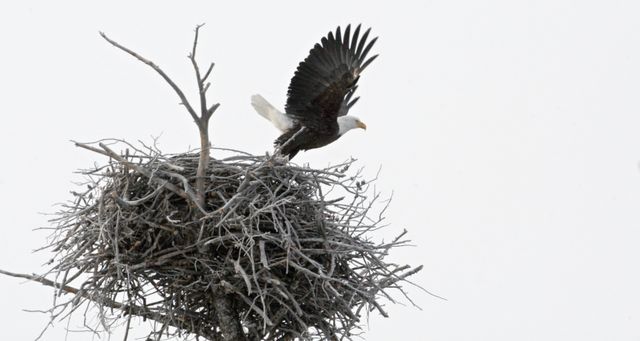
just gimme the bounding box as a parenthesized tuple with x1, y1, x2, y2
(0, 269, 218, 340)
(99, 32, 200, 125)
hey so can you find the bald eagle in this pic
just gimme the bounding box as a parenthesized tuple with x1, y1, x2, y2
(252, 24, 378, 159)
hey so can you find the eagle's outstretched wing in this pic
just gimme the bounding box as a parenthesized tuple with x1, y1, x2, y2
(285, 25, 378, 133)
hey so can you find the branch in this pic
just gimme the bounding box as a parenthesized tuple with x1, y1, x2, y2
(0, 269, 80, 294)
(187, 24, 219, 122)
(202, 62, 215, 83)
(99, 31, 200, 125)
(186, 25, 215, 208)
(206, 103, 220, 120)
(189, 23, 208, 123)
(0, 269, 219, 340)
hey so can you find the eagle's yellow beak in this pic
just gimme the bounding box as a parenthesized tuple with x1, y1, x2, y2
(356, 120, 367, 130)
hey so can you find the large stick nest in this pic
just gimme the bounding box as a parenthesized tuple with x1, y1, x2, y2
(44, 140, 420, 340)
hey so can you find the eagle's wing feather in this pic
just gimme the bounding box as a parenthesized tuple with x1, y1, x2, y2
(285, 25, 378, 130)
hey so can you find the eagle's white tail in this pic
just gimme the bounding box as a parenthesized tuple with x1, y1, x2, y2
(251, 94, 293, 132)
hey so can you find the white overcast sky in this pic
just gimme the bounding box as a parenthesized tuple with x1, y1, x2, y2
(1, 1, 640, 340)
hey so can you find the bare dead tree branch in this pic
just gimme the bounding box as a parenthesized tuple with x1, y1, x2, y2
(186, 24, 220, 209)
(0, 269, 221, 340)
(99, 32, 200, 125)
(189, 23, 209, 123)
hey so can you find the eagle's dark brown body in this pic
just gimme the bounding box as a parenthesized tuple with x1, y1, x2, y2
(276, 124, 340, 159)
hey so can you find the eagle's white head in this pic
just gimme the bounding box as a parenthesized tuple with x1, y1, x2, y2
(337, 116, 367, 136)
